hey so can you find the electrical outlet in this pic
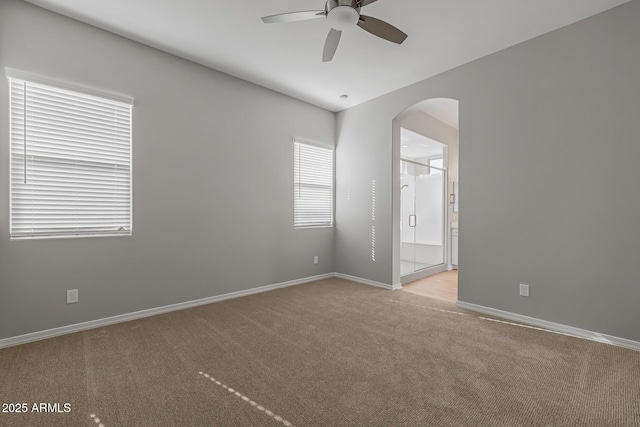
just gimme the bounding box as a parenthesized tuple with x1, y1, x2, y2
(519, 284, 530, 297)
(67, 289, 78, 304)
(313, 256, 319, 265)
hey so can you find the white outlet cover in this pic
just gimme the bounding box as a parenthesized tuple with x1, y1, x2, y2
(519, 284, 530, 297)
(67, 289, 79, 304)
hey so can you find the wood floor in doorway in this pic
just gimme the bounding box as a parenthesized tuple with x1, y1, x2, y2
(402, 270, 458, 303)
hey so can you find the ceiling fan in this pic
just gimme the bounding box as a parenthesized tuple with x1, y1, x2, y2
(262, 0, 408, 62)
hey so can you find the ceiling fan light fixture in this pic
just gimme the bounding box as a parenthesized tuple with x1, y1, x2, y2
(262, 0, 407, 62)
(327, 6, 359, 30)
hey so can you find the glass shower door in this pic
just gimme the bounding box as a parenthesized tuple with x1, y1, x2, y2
(414, 164, 445, 269)
(400, 160, 446, 277)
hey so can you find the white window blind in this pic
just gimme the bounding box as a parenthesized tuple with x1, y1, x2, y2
(294, 140, 334, 228)
(9, 77, 132, 239)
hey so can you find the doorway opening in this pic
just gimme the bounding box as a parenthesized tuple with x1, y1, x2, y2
(392, 98, 459, 291)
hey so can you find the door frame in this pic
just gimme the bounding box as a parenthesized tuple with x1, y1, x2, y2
(391, 98, 459, 288)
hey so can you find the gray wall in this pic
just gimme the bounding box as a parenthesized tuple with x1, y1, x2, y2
(2, 0, 639, 344)
(0, 0, 335, 340)
(335, 1, 640, 341)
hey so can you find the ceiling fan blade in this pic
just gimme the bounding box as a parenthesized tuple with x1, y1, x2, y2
(322, 29, 342, 62)
(261, 10, 325, 24)
(357, 0, 379, 6)
(357, 15, 408, 44)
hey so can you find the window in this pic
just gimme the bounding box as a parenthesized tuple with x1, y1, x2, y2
(429, 157, 444, 175)
(293, 140, 334, 228)
(9, 74, 133, 239)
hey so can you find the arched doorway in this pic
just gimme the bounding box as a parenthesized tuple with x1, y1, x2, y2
(392, 98, 459, 289)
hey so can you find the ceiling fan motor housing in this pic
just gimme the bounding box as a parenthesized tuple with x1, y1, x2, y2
(326, 0, 361, 30)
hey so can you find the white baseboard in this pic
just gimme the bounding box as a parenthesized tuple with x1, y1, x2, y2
(0, 271, 400, 349)
(456, 301, 640, 352)
(0, 273, 334, 349)
(333, 272, 397, 290)
(8, 273, 636, 352)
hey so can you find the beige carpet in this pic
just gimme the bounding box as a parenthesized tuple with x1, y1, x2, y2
(0, 277, 639, 426)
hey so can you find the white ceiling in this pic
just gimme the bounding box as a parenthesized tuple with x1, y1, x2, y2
(24, 0, 630, 112)
(401, 128, 444, 160)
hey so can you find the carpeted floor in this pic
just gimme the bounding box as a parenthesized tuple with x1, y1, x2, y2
(1, 277, 639, 426)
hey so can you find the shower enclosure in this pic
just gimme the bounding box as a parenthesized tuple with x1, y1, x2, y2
(400, 139, 446, 278)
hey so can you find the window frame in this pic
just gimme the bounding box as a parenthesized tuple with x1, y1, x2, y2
(7, 69, 134, 240)
(293, 138, 334, 229)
